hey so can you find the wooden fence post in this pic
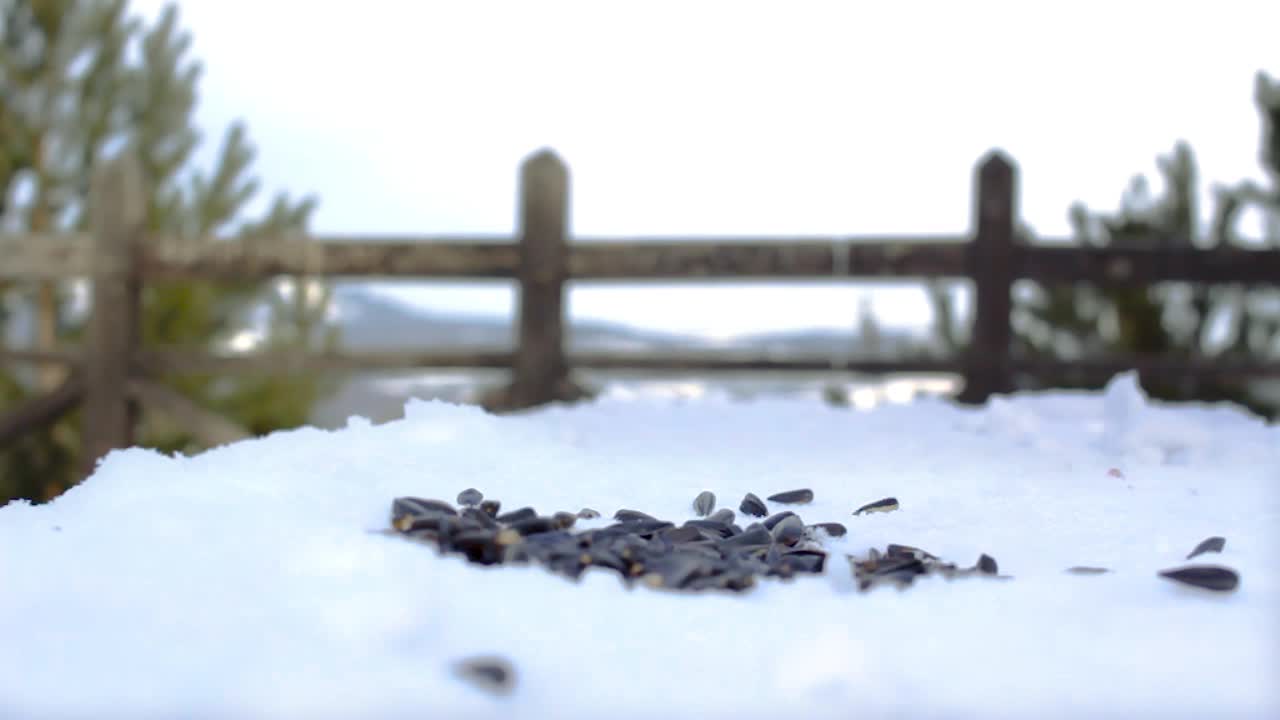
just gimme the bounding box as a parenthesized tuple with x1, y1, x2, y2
(958, 151, 1017, 405)
(494, 149, 586, 411)
(81, 152, 145, 478)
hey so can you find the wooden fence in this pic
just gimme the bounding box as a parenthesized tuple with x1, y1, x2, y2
(2, 149, 1279, 478)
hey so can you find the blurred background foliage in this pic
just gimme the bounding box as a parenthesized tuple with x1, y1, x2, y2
(930, 71, 1280, 419)
(1, 0, 337, 503)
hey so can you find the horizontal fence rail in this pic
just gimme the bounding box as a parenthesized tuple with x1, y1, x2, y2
(6, 234, 1280, 284)
(1, 147, 1278, 484)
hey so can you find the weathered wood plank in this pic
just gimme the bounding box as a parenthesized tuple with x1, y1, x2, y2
(959, 152, 1018, 404)
(568, 239, 970, 279)
(1010, 355, 1280, 378)
(108, 346, 1280, 378)
(1017, 246, 1280, 285)
(0, 349, 80, 366)
(134, 349, 516, 375)
(569, 353, 963, 373)
(0, 233, 93, 278)
(138, 238, 520, 279)
(497, 149, 587, 411)
(81, 154, 145, 478)
(11, 231, 1275, 284)
(127, 378, 251, 447)
(0, 373, 85, 448)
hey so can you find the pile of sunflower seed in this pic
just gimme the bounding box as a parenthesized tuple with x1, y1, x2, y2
(388, 487, 844, 592)
(385, 488, 1241, 596)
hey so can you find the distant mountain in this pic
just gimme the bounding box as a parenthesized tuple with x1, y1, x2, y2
(332, 284, 718, 353)
(308, 285, 951, 428)
(330, 284, 935, 357)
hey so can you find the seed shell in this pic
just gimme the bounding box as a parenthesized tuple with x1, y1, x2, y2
(739, 493, 768, 517)
(453, 656, 516, 696)
(767, 489, 814, 505)
(693, 491, 716, 517)
(853, 497, 899, 516)
(1185, 536, 1226, 560)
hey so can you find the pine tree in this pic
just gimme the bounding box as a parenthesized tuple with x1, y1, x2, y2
(1, 0, 337, 502)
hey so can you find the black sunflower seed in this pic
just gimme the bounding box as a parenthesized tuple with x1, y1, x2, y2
(976, 554, 999, 575)
(449, 530, 503, 565)
(762, 511, 798, 531)
(391, 497, 457, 526)
(708, 508, 736, 525)
(479, 499, 501, 518)
(496, 507, 537, 524)
(807, 522, 847, 538)
(852, 497, 899, 515)
(693, 491, 716, 517)
(767, 489, 814, 505)
(400, 514, 459, 535)
(739, 493, 768, 517)
(1186, 536, 1226, 560)
(453, 656, 516, 696)
(1158, 565, 1240, 592)
(614, 509, 656, 523)
(509, 517, 558, 536)
(662, 525, 706, 544)
(457, 488, 483, 507)
(721, 527, 774, 549)
(886, 543, 937, 561)
(682, 520, 734, 540)
(782, 549, 827, 574)
(460, 507, 500, 530)
(771, 515, 805, 547)
(577, 508, 601, 519)
(551, 511, 578, 530)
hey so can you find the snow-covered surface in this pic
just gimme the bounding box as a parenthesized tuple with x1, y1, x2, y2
(2, 373, 1277, 719)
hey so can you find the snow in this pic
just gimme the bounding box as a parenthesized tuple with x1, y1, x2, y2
(2, 372, 1277, 719)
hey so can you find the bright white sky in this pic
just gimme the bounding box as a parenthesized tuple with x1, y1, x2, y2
(130, 0, 1280, 337)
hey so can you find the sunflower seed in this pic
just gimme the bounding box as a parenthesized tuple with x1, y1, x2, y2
(576, 507, 601, 519)
(782, 549, 827, 574)
(721, 527, 774, 549)
(453, 656, 516, 696)
(662, 525, 706, 544)
(461, 507, 500, 530)
(496, 507, 537, 524)
(739, 493, 768, 517)
(1186, 536, 1226, 560)
(762, 511, 798, 531)
(767, 489, 814, 505)
(708, 508, 736, 525)
(886, 544, 937, 561)
(683, 520, 735, 539)
(479, 500, 502, 518)
(853, 497, 899, 515)
(1158, 565, 1239, 592)
(771, 515, 806, 547)
(807, 522, 847, 538)
(1065, 566, 1111, 575)
(449, 530, 503, 565)
(693, 491, 716, 517)
(391, 497, 457, 526)
(615, 509, 657, 523)
(551, 511, 578, 530)
(976, 554, 999, 575)
(509, 517, 558, 536)
(457, 488, 483, 507)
